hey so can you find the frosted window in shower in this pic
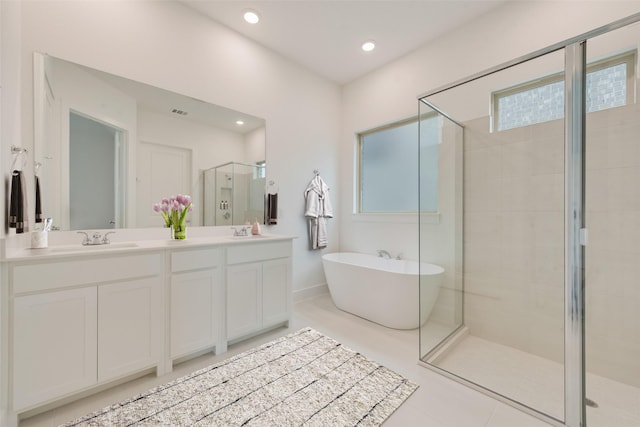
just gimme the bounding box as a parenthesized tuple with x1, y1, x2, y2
(495, 51, 634, 131)
(586, 63, 627, 112)
(358, 115, 439, 213)
(497, 80, 565, 131)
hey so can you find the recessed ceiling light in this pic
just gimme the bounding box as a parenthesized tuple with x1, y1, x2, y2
(243, 10, 260, 24)
(236, 120, 245, 125)
(361, 40, 376, 52)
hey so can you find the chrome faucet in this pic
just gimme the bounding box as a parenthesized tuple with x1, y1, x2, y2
(377, 249, 392, 259)
(231, 226, 251, 237)
(77, 231, 115, 245)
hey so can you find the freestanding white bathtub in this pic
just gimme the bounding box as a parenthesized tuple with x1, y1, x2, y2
(321, 252, 444, 330)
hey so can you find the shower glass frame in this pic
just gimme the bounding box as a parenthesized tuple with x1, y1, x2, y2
(417, 12, 640, 427)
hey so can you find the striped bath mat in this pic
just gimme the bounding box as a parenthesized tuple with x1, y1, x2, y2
(61, 327, 418, 426)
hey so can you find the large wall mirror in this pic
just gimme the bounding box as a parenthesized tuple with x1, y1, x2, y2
(33, 52, 266, 231)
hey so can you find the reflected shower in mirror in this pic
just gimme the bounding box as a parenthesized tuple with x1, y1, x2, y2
(203, 162, 266, 227)
(33, 52, 266, 231)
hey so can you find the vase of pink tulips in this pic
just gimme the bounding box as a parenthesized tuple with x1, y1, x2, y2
(153, 194, 193, 240)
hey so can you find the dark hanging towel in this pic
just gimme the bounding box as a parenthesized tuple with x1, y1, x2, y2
(35, 175, 42, 223)
(266, 193, 278, 225)
(10, 170, 29, 233)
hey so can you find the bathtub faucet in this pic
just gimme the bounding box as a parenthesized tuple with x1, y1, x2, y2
(377, 249, 392, 259)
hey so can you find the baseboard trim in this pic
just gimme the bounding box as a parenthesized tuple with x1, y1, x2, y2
(293, 283, 329, 302)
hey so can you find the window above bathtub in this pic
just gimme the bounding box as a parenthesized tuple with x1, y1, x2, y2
(492, 50, 636, 132)
(356, 114, 440, 215)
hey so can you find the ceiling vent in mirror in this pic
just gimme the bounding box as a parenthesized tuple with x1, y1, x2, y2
(171, 108, 189, 116)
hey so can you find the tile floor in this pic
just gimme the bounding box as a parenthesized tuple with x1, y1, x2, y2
(22, 293, 552, 427)
(435, 335, 640, 427)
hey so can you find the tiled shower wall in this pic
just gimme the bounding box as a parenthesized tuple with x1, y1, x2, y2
(584, 102, 640, 388)
(463, 104, 640, 388)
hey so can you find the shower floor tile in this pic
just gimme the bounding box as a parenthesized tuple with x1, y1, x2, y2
(434, 334, 640, 426)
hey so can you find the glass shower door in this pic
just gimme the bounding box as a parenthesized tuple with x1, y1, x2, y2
(419, 49, 567, 423)
(418, 103, 463, 360)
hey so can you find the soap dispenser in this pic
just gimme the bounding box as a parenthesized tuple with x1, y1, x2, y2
(251, 218, 261, 235)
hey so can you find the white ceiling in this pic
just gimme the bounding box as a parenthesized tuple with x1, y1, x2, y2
(180, 0, 508, 84)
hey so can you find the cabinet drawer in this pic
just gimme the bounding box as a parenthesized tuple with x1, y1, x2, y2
(13, 253, 163, 294)
(227, 241, 292, 265)
(171, 247, 221, 273)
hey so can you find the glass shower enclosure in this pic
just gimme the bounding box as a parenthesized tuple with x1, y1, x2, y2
(418, 14, 640, 427)
(203, 161, 265, 226)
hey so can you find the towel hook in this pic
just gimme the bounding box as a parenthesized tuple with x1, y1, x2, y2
(313, 169, 319, 176)
(266, 179, 279, 194)
(34, 156, 52, 176)
(11, 145, 28, 155)
(11, 145, 28, 171)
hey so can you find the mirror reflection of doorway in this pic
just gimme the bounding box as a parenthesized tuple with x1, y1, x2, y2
(69, 111, 126, 230)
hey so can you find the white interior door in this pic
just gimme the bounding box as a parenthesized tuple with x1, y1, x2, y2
(136, 141, 192, 228)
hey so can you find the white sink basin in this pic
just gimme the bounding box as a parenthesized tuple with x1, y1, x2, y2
(48, 242, 139, 252)
(227, 234, 268, 239)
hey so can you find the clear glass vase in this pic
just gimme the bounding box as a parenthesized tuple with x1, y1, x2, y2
(171, 223, 187, 240)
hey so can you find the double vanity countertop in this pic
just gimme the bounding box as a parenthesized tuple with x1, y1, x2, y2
(3, 231, 295, 262)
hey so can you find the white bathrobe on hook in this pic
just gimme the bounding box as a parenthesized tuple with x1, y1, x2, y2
(304, 175, 333, 250)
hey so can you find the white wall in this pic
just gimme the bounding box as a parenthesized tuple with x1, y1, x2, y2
(12, 0, 341, 292)
(340, 1, 640, 261)
(2, 1, 21, 236)
(0, 2, 21, 422)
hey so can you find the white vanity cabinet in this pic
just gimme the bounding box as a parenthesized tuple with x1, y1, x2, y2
(10, 253, 164, 411)
(170, 248, 223, 361)
(226, 241, 292, 341)
(13, 287, 98, 411)
(3, 235, 294, 424)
